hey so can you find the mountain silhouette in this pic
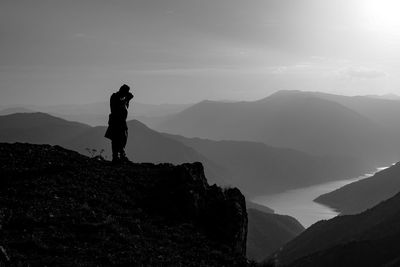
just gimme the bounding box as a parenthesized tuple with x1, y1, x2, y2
(246, 201, 274, 214)
(365, 93, 400, 100)
(315, 163, 400, 215)
(0, 112, 229, 186)
(0, 112, 370, 195)
(0, 107, 35, 115)
(247, 209, 304, 262)
(243, 202, 306, 262)
(0, 112, 342, 265)
(164, 134, 366, 194)
(155, 91, 399, 168)
(2, 102, 191, 126)
(0, 142, 247, 266)
(269, 187, 400, 266)
(0, 112, 91, 144)
(284, 90, 400, 135)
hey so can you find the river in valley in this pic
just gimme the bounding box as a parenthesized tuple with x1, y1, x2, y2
(251, 166, 389, 228)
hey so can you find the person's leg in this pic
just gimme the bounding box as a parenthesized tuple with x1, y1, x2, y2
(111, 139, 120, 163)
(119, 130, 129, 161)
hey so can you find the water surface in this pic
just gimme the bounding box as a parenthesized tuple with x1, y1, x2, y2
(251, 166, 389, 228)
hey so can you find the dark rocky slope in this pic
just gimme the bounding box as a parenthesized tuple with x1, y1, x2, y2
(247, 209, 304, 262)
(315, 163, 400, 215)
(268, 188, 400, 266)
(244, 202, 305, 262)
(0, 143, 247, 266)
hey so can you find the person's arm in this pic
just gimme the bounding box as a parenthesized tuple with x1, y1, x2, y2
(110, 93, 117, 114)
(125, 92, 134, 108)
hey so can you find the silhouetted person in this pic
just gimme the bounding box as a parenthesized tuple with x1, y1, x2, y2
(105, 84, 134, 163)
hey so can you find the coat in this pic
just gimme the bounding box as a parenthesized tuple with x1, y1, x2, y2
(105, 92, 129, 141)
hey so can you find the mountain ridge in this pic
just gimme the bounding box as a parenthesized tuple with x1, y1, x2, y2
(0, 112, 369, 195)
(0, 142, 248, 266)
(164, 133, 368, 194)
(155, 90, 398, 168)
(315, 163, 400, 215)
(247, 208, 304, 262)
(269, 183, 400, 266)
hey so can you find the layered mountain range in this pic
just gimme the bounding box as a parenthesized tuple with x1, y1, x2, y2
(155, 90, 400, 169)
(3, 90, 400, 265)
(0, 112, 364, 195)
(0, 102, 191, 126)
(0, 112, 308, 262)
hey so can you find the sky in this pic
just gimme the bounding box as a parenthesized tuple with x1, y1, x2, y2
(2, 0, 400, 105)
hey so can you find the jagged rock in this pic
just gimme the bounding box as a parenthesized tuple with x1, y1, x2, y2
(0, 143, 248, 266)
(0, 245, 10, 265)
(142, 162, 248, 256)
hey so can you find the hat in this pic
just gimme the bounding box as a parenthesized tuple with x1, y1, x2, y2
(119, 84, 130, 93)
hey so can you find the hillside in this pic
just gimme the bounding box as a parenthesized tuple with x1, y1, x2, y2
(269, 188, 400, 266)
(247, 209, 304, 262)
(315, 163, 400, 215)
(292, 90, 400, 135)
(164, 134, 366, 194)
(0, 143, 248, 266)
(0, 113, 230, 186)
(0, 112, 91, 144)
(155, 91, 399, 168)
(0, 102, 191, 126)
(0, 107, 35, 115)
(246, 201, 274, 214)
(0, 112, 368, 195)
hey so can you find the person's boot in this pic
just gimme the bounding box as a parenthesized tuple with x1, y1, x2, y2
(112, 154, 120, 164)
(120, 151, 131, 163)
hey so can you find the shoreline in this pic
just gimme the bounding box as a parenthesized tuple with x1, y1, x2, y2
(251, 165, 389, 228)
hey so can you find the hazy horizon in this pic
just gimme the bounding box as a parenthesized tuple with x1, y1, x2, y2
(3, 2, 400, 264)
(3, 0, 400, 106)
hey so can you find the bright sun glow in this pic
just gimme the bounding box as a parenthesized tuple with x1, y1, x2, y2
(362, 0, 400, 35)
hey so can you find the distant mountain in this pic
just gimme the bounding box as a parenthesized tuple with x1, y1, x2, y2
(245, 202, 305, 262)
(288, 90, 400, 135)
(315, 163, 400, 215)
(269, 189, 400, 266)
(0, 113, 229, 186)
(155, 91, 399, 168)
(0, 112, 91, 144)
(0, 107, 36, 115)
(364, 93, 400, 101)
(1, 112, 370, 195)
(69, 120, 231, 185)
(246, 201, 274, 214)
(3, 102, 192, 126)
(164, 134, 367, 195)
(247, 209, 304, 262)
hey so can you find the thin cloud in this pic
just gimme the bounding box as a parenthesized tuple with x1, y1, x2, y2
(269, 64, 315, 75)
(339, 67, 387, 79)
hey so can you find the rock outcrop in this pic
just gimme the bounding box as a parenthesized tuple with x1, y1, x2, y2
(0, 142, 247, 266)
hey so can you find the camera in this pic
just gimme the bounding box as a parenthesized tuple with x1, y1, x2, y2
(126, 92, 134, 100)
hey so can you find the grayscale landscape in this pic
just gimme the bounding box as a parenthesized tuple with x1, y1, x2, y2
(2, 1, 400, 266)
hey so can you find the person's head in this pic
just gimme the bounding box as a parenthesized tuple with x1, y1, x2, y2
(119, 84, 130, 95)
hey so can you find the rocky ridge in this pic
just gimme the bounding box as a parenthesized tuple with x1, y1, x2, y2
(0, 143, 248, 266)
